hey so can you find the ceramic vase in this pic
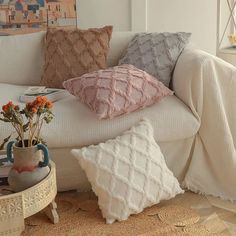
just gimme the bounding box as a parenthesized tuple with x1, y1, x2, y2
(7, 140, 50, 192)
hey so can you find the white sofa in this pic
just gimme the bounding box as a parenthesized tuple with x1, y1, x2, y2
(1, 31, 236, 201)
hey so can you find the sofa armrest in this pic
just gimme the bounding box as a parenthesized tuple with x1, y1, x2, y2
(172, 47, 235, 120)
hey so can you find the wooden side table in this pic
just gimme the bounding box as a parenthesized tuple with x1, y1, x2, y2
(0, 161, 59, 236)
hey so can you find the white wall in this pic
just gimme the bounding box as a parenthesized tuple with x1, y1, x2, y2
(77, 0, 217, 54)
(147, 0, 217, 54)
(78, 0, 131, 31)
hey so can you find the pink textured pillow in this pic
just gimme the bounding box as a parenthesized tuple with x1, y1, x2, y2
(63, 64, 173, 119)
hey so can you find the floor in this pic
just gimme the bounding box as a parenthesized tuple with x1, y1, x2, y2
(161, 191, 236, 235)
(22, 190, 236, 236)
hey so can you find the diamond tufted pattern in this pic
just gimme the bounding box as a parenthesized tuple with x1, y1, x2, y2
(41, 26, 113, 88)
(119, 32, 191, 87)
(72, 119, 184, 224)
(63, 64, 173, 119)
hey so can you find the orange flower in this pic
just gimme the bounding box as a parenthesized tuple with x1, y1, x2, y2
(2, 101, 15, 113)
(14, 105, 20, 111)
(35, 96, 47, 106)
(2, 105, 7, 113)
(46, 101, 53, 109)
(31, 107, 38, 113)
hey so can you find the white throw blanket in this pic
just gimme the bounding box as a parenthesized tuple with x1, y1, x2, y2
(173, 48, 236, 201)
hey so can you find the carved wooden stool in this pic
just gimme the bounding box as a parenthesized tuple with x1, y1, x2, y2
(0, 161, 59, 236)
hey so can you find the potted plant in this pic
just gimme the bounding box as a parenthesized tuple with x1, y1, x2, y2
(0, 96, 54, 192)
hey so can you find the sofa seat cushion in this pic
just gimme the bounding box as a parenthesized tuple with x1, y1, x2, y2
(0, 83, 200, 149)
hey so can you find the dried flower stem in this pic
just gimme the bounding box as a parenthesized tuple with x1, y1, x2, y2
(0, 97, 53, 149)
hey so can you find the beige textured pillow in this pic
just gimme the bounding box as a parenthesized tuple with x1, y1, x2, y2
(41, 26, 113, 88)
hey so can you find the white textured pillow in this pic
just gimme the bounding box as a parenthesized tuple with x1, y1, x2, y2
(72, 119, 183, 224)
(0, 31, 46, 85)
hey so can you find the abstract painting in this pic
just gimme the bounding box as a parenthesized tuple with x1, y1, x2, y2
(0, 0, 76, 29)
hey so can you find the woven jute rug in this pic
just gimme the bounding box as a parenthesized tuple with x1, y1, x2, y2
(22, 191, 232, 236)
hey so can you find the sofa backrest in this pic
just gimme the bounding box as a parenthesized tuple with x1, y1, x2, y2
(107, 32, 135, 67)
(0, 31, 135, 86)
(0, 31, 46, 86)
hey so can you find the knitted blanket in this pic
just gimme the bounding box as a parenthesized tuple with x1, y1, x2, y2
(173, 47, 236, 201)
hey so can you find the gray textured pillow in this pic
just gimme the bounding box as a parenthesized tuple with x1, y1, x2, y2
(118, 32, 191, 87)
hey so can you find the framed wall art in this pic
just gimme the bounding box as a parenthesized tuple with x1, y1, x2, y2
(0, 0, 77, 30)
